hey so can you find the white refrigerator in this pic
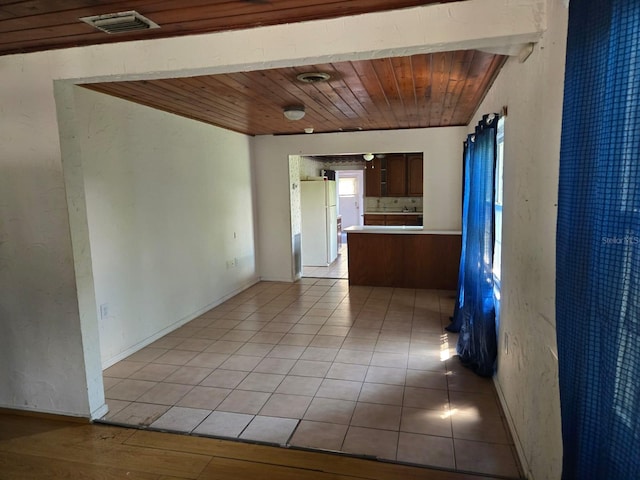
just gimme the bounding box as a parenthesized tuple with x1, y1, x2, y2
(301, 180, 338, 266)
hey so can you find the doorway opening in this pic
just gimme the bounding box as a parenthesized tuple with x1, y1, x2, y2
(291, 155, 367, 280)
(337, 170, 365, 244)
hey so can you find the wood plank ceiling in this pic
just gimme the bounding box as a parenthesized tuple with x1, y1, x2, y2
(84, 51, 506, 136)
(0, 0, 458, 57)
(2, 0, 506, 135)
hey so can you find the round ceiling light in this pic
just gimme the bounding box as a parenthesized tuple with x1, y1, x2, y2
(296, 72, 331, 84)
(363, 153, 374, 161)
(284, 106, 305, 121)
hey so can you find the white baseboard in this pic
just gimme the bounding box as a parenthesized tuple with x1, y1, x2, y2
(101, 276, 261, 369)
(259, 275, 298, 283)
(493, 376, 531, 479)
(90, 402, 109, 420)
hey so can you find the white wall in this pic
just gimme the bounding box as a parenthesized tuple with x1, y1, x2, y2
(0, 64, 95, 417)
(0, 0, 544, 418)
(467, 1, 567, 478)
(71, 87, 258, 366)
(289, 155, 303, 239)
(301, 156, 323, 179)
(254, 127, 466, 281)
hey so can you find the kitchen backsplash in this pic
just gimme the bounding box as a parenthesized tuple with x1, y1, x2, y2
(365, 196, 423, 212)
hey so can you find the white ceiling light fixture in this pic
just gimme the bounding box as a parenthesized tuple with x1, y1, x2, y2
(363, 153, 374, 161)
(284, 106, 305, 121)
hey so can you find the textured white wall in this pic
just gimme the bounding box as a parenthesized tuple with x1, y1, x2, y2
(0, 65, 94, 417)
(300, 156, 323, 179)
(289, 155, 302, 238)
(0, 0, 544, 417)
(467, 1, 568, 478)
(72, 87, 258, 366)
(253, 127, 466, 281)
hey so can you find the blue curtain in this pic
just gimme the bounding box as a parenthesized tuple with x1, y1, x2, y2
(557, 0, 640, 478)
(448, 114, 498, 377)
(448, 134, 472, 333)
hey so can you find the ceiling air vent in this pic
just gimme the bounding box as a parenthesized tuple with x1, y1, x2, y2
(80, 11, 160, 34)
(296, 72, 331, 84)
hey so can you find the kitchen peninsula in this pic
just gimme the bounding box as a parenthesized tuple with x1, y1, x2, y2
(345, 226, 461, 290)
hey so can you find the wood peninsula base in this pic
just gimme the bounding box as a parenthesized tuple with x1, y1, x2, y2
(346, 227, 461, 290)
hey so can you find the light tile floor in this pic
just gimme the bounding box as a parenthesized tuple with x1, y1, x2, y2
(102, 279, 522, 479)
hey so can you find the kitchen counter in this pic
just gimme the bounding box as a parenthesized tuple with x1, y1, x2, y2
(364, 211, 422, 215)
(363, 212, 423, 227)
(346, 226, 461, 235)
(346, 228, 461, 289)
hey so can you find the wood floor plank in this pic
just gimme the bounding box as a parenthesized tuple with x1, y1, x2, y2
(126, 430, 493, 480)
(0, 414, 77, 443)
(0, 414, 134, 445)
(0, 450, 161, 480)
(0, 418, 211, 479)
(9, 440, 210, 479)
(197, 455, 355, 480)
(0, 414, 502, 480)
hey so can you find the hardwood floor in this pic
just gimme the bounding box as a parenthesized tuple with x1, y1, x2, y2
(0, 412, 504, 480)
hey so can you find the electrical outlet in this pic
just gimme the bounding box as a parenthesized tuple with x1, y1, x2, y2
(99, 303, 109, 320)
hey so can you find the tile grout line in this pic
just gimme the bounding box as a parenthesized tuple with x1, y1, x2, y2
(102, 280, 518, 477)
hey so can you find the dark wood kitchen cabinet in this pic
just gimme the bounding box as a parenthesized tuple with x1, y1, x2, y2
(407, 154, 423, 196)
(385, 215, 418, 226)
(347, 231, 461, 289)
(364, 214, 421, 226)
(364, 153, 423, 197)
(386, 155, 407, 196)
(364, 158, 382, 197)
(363, 214, 386, 226)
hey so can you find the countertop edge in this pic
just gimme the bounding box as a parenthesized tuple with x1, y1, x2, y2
(364, 212, 423, 215)
(345, 226, 461, 235)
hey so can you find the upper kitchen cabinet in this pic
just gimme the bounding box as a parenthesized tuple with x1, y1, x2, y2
(407, 154, 423, 196)
(386, 155, 407, 196)
(364, 158, 382, 197)
(364, 153, 423, 197)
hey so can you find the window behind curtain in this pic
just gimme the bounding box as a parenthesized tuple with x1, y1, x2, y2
(494, 117, 505, 310)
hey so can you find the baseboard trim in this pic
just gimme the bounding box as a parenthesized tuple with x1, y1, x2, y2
(101, 277, 261, 369)
(0, 407, 90, 424)
(493, 376, 531, 479)
(90, 402, 109, 421)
